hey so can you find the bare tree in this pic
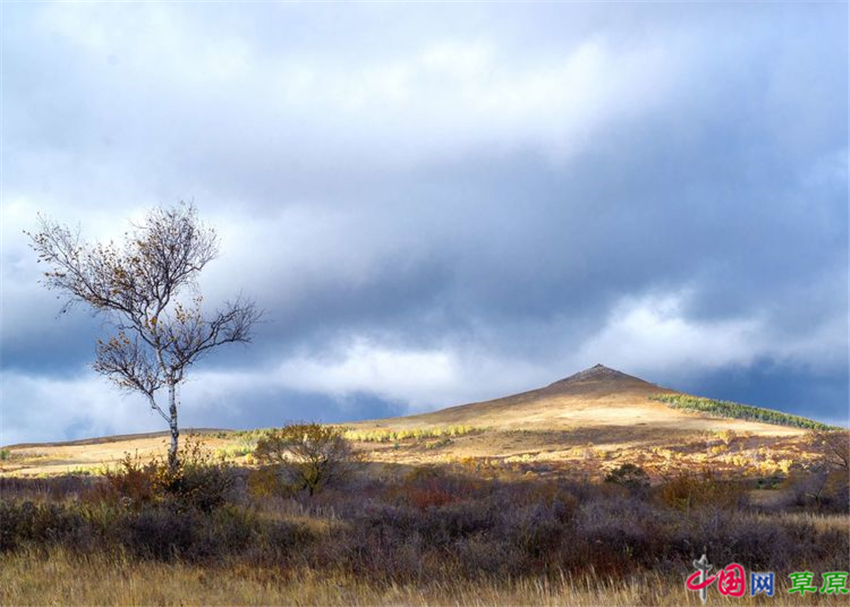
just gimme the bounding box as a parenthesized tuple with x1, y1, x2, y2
(28, 203, 261, 470)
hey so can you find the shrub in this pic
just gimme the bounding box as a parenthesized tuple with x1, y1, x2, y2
(0, 501, 91, 552)
(246, 466, 292, 499)
(453, 535, 522, 578)
(254, 424, 356, 496)
(393, 466, 486, 511)
(415, 502, 495, 548)
(406, 480, 456, 510)
(784, 466, 849, 512)
(160, 439, 234, 512)
(95, 438, 233, 512)
(122, 505, 198, 561)
(809, 429, 850, 472)
(702, 514, 790, 570)
(604, 463, 650, 492)
(166, 461, 233, 513)
(505, 502, 569, 561)
(657, 471, 747, 512)
(98, 452, 159, 509)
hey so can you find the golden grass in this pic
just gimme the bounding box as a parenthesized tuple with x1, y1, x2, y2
(4, 549, 848, 607)
(1, 424, 824, 483)
(343, 425, 480, 443)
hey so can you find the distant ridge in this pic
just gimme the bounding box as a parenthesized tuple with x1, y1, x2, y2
(3, 428, 228, 450)
(356, 363, 812, 436)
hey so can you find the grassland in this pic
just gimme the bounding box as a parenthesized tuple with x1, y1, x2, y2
(2, 369, 846, 605)
(3, 367, 825, 478)
(2, 447, 849, 607)
(0, 425, 826, 483)
(0, 421, 830, 482)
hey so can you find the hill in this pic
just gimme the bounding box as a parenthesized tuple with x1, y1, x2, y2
(339, 364, 827, 477)
(1, 364, 830, 478)
(352, 364, 812, 435)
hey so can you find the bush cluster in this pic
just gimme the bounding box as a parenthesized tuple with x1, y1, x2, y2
(0, 499, 309, 564)
(92, 438, 234, 512)
(2, 455, 847, 584)
(3, 426, 847, 605)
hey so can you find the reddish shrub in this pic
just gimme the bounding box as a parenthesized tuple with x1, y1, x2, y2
(407, 481, 456, 510)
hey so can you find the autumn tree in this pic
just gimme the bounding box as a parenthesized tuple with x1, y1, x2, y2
(254, 424, 356, 495)
(28, 203, 261, 470)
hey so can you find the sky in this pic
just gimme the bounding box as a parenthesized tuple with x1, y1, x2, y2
(1, 2, 848, 446)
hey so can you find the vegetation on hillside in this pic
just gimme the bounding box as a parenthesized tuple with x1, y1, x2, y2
(204, 425, 481, 464)
(342, 425, 480, 443)
(651, 394, 835, 430)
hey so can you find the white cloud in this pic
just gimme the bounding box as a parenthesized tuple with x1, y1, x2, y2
(0, 369, 161, 446)
(575, 291, 847, 381)
(185, 336, 549, 415)
(575, 292, 763, 377)
(275, 338, 455, 402)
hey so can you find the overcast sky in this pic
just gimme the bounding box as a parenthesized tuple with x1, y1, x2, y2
(1, 2, 848, 445)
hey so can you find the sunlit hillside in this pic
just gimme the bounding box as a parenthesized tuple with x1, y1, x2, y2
(1, 365, 833, 480)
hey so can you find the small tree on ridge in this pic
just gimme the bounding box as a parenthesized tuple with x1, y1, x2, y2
(28, 203, 261, 470)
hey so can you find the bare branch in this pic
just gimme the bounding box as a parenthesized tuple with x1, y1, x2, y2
(93, 333, 169, 422)
(163, 296, 262, 375)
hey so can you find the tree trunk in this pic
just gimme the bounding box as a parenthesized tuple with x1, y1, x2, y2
(168, 381, 180, 472)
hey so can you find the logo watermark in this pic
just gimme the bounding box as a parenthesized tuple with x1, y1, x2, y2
(685, 553, 848, 602)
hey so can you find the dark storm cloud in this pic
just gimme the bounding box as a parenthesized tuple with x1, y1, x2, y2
(189, 388, 405, 433)
(1, 2, 847, 444)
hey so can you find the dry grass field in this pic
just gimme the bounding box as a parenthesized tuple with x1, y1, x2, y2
(4, 549, 850, 606)
(2, 366, 847, 606)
